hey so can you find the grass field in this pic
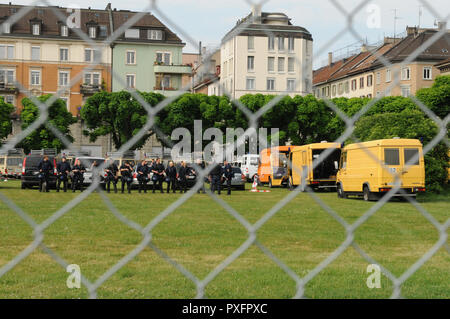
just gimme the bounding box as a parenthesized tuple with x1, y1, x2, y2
(0, 180, 448, 299)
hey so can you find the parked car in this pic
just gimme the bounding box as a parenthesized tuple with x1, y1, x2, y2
(0, 148, 25, 179)
(336, 139, 426, 201)
(21, 155, 57, 189)
(221, 166, 246, 190)
(241, 154, 259, 182)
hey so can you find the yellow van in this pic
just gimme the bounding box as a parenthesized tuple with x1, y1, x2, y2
(0, 148, 25, 179)
(336, 139, 425, 201)
(288, 142, 341, 191)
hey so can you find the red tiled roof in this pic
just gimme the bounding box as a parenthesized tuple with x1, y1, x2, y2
(313, 58, 348, 85)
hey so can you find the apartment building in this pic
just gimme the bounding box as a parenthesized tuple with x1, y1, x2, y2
(436, 58, 450, 75)
(111, 10, 190, 96)
(314, 26, 450, 99)
(220, 8, 313, 99)
(0, 4, 112, 116)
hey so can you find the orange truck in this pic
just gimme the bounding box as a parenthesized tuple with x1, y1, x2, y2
(257, 146, 292, 188)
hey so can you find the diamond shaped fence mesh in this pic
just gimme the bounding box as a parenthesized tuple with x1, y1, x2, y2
(0, 0, 448, 299)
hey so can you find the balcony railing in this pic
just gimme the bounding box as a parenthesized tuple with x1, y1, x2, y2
(154, 64, 192, 75)
(80, 84, 103, 95)
(0, 82, 19, 94)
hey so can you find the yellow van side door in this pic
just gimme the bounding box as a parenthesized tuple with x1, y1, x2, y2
(400, 147, 425, 188)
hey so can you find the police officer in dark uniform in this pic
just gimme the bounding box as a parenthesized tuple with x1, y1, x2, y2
(72, 159, 86, 192)
(165, 161, 177, 194)
(209, 162, 223, 195)
(105, 159, 119, 193)
(120, 161, 133, 194)
(177, 161, 189, 193)
(152, 158, 165, 193)
(223, 160, 233, 195)
(38, 156, 54, 193)
(137, 160, 149, 193)
(56, 157, 71, 192)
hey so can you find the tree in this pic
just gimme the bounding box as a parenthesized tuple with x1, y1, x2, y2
(416, 75, 450, 119)
(19, 94, 77, 153)
(81, 91, 165, 150)
(0, 96, 14, 140)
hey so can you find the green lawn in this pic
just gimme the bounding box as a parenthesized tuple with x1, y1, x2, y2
(0, 180, 448, 299)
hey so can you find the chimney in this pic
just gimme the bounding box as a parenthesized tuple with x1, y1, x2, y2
(406, 26, 418, 36)
(328, 52, 333, 66)
(252, 4, 262, 22)
(437, 21, 447, 31)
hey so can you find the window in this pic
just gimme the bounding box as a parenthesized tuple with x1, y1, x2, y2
(60, 97, 69, 110)
(351, 79, 357, 91)
(59, 48, 68, 61)
(125, 28, 140, 39)
(278, 37, 285, 51)
(1, 95, 14, 105)
(332, 85, 336, 97)
(246, 77, 255, 90)
(359, 77, 364, 89)
(30, 70, 41, 86)
(84, 72, 100, 85)
(345, 81, 349, 93)
(267, 78, 275, 91)
(32, 24, 40, 35)
(89, 27, 97, 39)
(31, 46, 40, 60)
(404, 148, 419, 165)
(384, 149, 400, 166)
(367, 94, 372, 98)
(126, 74, 135, 89)
(0, 45, 14, 59)
(288, 57, 295, 72)
(268, 57, 275, 72)
(268, 36, 275, 51)
(288, 37, 295, 51)
(386, 69, 391, 82)
(367, 75, 373, 87)
(247, 56, 254, 71)
(85, 48, 101, 63)
(423, 67, 432, 80)
(278, 57, 285, 72)
(148, 29, 163, 40)
(401, 67, 410, 80)
(59, 71, 69, 87)
(322, 87, 326, 97)
(376, 72, 381, 85)
(99, 25, 108, 37)
(340, 152, 347, 169)
(338, 83, 343, 95)
(248, 36, 254, 50)
(401, 85, 411, 97)
(287, 79, 296, 92)
(3, 23, 11, 34)
(0, 69, 15, 84)
(61, 25, 68, 37)
(126, 51, 136, 65)
(162, 75, 171, 88)
(156, 52, 171, 65)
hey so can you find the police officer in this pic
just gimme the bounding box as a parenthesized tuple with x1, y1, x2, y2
(38, 156, 54, 193)
(209, 162, 223, 195)
(137, 160, 149, 193)
(177, 161, 189, 193)
(56, 157, 71, 192)
(120, 161, 133, 194)
(165, 161, 177, 194)
(72, 159, 86, 192)
(193, 159, 206, 194)
(105, 159, 119, 193)
(152, 158, 165, 193)
(223, 160, 233, 196)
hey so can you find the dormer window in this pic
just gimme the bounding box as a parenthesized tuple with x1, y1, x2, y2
(2, 22, 11, 34)
(32, 23, 40, 35)
(89, 26, 97, 39)
(148, 29, 163, 40)
(61, 25, 68, 37)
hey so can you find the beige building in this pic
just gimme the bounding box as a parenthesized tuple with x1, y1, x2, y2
(435, 58, 450, 75)
(220, 8, 313, 99)
(314, 26, 450, 99)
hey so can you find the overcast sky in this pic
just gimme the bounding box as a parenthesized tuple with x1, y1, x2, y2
(8, 0, 450, 68)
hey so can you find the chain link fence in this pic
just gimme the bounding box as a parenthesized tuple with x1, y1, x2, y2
(0, 0, 449, 299)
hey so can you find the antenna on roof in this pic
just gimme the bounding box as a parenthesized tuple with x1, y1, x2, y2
(418, 5, 423, 28)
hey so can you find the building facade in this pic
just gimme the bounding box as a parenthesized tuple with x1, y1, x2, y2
(220, 9, 313, 99)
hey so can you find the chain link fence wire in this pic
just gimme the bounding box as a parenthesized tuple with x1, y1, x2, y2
(0, 0, 448, 299)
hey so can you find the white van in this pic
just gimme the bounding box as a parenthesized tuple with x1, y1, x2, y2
(242, 154, 259, 182)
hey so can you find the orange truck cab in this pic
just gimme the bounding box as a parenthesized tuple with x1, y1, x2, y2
(257, 146, 292, 188)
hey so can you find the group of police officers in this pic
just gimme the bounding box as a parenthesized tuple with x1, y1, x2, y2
(37, 156, 236, 195)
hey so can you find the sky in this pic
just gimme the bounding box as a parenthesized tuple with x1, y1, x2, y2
(6, 0, 450, 68)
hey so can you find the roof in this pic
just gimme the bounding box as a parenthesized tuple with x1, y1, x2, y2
(291, 143, 341, 152)
(328, 51, 371, 82)
(435, 57, 450, 68)
(0, 3, 183, 44)
(222, 12, 312, 43)
(313, 58, 349, 85)
(344, 139, 423, 150)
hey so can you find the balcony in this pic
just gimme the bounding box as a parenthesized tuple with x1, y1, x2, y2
(0, 82, 19, 94)
(153, 64, 192, 75)
(80, 84, 103, 96)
